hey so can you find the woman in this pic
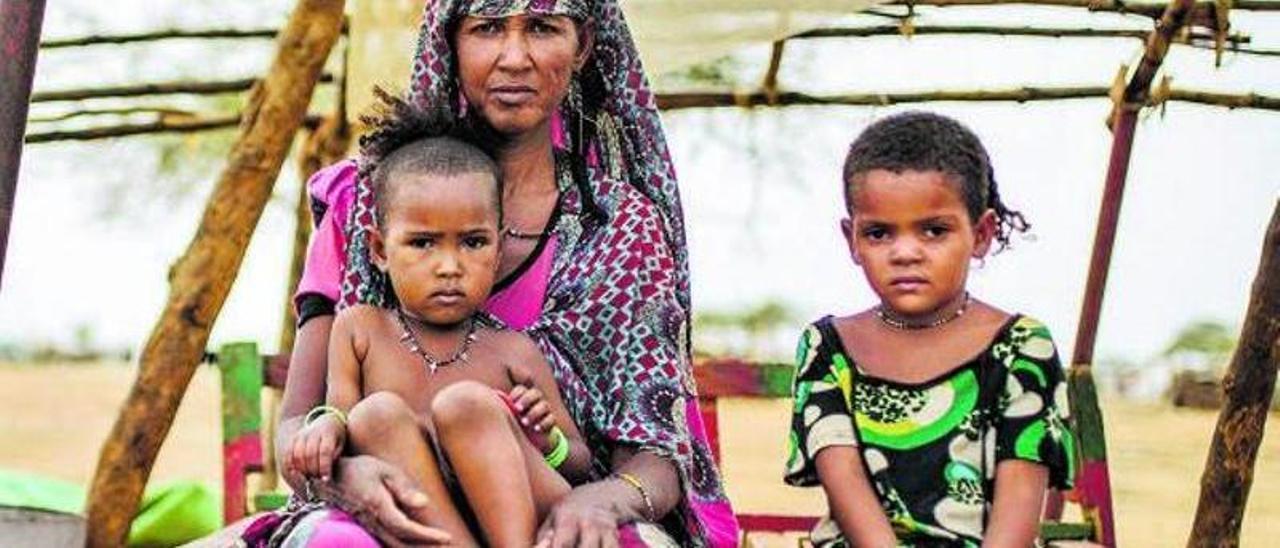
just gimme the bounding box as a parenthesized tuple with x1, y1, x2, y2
(261, 1, 738, 546)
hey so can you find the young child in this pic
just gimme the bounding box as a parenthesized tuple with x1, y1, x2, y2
(785, 111, 1076, 547)
(285, 95, 591, 548)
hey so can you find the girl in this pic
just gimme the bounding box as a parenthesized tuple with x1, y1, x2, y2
(286, 96, 592, 548)
(785, 111, 1076, 547)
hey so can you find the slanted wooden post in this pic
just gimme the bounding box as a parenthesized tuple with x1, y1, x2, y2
(1068, 0, 1197, 544)
(83, 1, 347, 545)
(0, 0, 47, 290)
(1188, 202, 1280, 545)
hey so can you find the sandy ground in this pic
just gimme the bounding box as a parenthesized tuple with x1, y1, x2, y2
(1, 362, 1276, 546)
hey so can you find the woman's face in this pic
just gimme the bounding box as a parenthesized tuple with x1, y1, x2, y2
(455, 14, 587, 137)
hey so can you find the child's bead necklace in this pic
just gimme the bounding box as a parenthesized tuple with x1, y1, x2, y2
(396, 308, 478, 374)
(501, 226, 547, 241)
(876, 292, 971, 330)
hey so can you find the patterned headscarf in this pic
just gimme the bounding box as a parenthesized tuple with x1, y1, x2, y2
(339, 1, 730, 545)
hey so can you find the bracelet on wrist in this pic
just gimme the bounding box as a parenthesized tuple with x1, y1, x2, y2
(543, 426, 570, 469)
(305, 405, 347, 427)
(614, 472, 657, 523)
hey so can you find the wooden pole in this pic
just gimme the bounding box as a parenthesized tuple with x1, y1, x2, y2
(887, 0, 1280, 18)
(25, 114, 325, 144)
(1069, 0, 1198, 545)
(82, 1, 346, 545)
(791, 24, 1249, 46)
(1188, 201, 1280, 545)
(41, 27, 278, 49)
(655, 87, 1280, 111)
(0, 0, 47, 291)
(30, 74, 333, 103)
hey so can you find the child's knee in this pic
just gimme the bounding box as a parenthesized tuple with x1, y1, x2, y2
(348, 391, 416, 442)
(431, 381, 506, 432)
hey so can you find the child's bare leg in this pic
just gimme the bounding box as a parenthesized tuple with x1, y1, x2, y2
(432, 382, 572, 547)
(347, 391, 478, 546)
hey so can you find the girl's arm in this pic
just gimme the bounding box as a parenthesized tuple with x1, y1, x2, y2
(323, 308, 365, 413)
(509, 337, 593, 484)
(276, 315, 333, 488)
(283, 309, 365, 481)
(982, 460, 1049, 548)
(814, 446, 899, 548)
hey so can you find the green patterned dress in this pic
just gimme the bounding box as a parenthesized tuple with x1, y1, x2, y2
(784, 315, 1076, 547)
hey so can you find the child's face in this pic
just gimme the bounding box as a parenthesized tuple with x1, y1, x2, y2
(372, 171, 501, 326)
(842, 169, 995, 318)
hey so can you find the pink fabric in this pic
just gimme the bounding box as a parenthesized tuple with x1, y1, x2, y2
(484, 236, 557, 329)
(300, 510, 380, 548)
(683, 398, 739, 547)
(294, 160, 357, 307)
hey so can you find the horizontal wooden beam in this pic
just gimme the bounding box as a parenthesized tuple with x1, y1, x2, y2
(25, 85, 1279, 144)
(25, 114, 324, 144)
(40, 21, 348, 49)
(657, 87, 1280, 111)
(887, 0, 1280, 19)
(791, 24, 1248, 46)
(41, 28, 278, 49)
(30, 73, 334, 103)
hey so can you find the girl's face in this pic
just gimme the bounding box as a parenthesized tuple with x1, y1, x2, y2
(454, 14, 590, 137)
(371, 172, 501, 326)
(842, 169, 995, 319)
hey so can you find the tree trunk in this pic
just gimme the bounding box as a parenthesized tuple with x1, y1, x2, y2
(1188, 201, 1280, 546)
(0, 0, 47, 290)
(82, 1, 346, 546)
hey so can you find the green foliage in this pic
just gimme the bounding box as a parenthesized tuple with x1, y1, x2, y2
(657, 56, 744, 89)
(693, 299, 795, 360)
(1163, 320, 1237, 358)
(696, 300, 793, 334)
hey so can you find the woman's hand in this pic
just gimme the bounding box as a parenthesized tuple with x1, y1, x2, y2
(316, 455, 453, 547)
(534, 481, 623, 548)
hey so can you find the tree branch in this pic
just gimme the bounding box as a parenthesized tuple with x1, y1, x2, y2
(23, 114, 326, 144)
(887, 0, 1280, 19)
(31, 73, 333, 103)
(655, 87, 1280, 111)
(791, 24, 1249, 46)
(41, 28, 277, 49)
(27, 106, 197, 124)
(24, 86, 1280, 145)
(40, 21, 348, 49)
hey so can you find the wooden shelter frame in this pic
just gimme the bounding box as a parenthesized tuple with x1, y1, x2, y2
(1, 0, 1278, 545)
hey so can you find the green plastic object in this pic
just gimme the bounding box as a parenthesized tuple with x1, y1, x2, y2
(0, 469, 83, 514)
(0, 469, 222, 547)
(128, 481, 222, 547)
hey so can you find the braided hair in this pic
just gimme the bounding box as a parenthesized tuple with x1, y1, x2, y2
(358, 87, 506, 231)
(842, 111, 1030, 252)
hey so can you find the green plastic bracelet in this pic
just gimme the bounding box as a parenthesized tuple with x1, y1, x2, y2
(543, 426, 570, 469)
